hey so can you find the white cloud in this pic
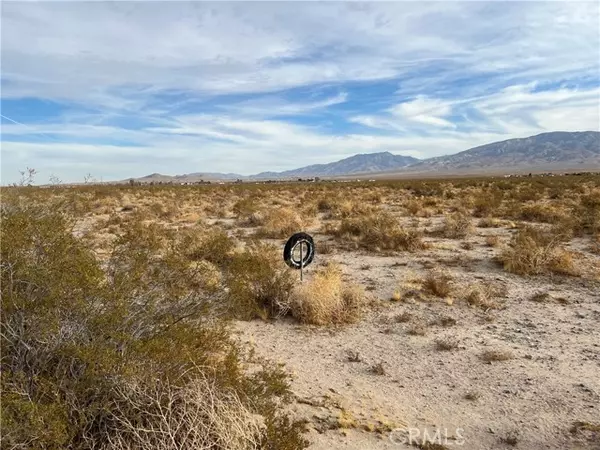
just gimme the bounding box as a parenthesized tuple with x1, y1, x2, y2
(1, 2, 599, 183)
(3, 2, 598, 102)
(389, 97, 455, 128)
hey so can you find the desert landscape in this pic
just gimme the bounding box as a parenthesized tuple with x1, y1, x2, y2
(2, 174, 599, 449)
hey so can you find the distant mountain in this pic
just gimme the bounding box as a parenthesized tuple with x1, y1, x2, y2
(405, 131, 600, 173)
(134, 131, 599, 182)
(180, 172, 244, 180)
(137, 172, 244, 182)
(253, 152, 419, 178)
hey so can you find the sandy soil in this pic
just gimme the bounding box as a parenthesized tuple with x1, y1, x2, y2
(236, 221, 600, 450)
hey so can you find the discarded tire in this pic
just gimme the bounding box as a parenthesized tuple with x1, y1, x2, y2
(283, 232, 315, 269)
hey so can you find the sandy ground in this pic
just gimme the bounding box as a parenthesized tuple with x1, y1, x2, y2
(236, 221, 600, 450)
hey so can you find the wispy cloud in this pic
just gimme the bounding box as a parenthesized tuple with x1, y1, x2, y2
(1, 1, 599, 183)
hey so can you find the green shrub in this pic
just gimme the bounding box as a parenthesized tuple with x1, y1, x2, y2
(183, 227, 237, 267)
(226, 241, 296, 320)
(0, 204, 308, 449)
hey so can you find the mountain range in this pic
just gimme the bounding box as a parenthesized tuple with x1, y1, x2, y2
(136, 131, 600, 182)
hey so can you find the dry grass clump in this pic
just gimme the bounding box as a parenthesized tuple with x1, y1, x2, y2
(369, 362, 386, 376)
(477, 216, 501, 228)
(500, 226, 579, 276)
(570, 421, 600, 434)
(407, 322, 427, 336)
(440, 210, 474, 238)
(485, 235, 500, 247)
(334, 211, 426, 252)
(148, 200, 180, 219)
(530, 291, 551, 303)
(107, 377, 265, 450)
(290, 264, 364, 325)
(464, 283, 504, 309)
(322, 197, 376, 219)
(420, 269, 454, 298)
(517, 203, 566, 223)
(257, 207, 306, 238)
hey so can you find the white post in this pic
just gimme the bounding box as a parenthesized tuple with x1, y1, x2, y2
(300, 241, 304, 282)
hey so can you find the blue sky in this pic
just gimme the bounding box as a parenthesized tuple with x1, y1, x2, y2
(1, 1, 599, 184)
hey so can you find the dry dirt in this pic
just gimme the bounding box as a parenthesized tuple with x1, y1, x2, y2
(64, 180, 600, 449)
(236, 218, 600, 450)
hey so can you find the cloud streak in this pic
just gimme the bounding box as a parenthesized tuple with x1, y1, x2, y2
(1, 1, 599, 183)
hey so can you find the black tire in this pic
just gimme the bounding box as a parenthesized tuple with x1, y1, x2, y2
(283, 232, 315, 269)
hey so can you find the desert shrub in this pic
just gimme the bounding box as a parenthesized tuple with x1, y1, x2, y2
(403, 198, 424, 216)
(148, 200, 179, 219)
(323, 198, 376, 219)
(472, 191, 503, 217)
(317, 197, 334, 212)
(516, 203, 566, 223)
(290, 264, 364, 325)
(234, 197, 267, 227)
(464, 282, 505, 309)
(575, 191, 600, 235)
(233, 196, 260, 216)
(420, 269, 453, 298)
(257, 208, 306, 239)
(183, 227, 237, 266)
(485, 235, 500, 247)
(226, 241, 296, 319)
(334, 211, 426, 252)
(440, 210, 473, 238)
(0, 204, 307, 449)
(500, 226, 578, 276)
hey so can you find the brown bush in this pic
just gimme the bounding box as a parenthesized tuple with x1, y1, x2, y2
(334, 211, 426, 252)
(257, 208, 306, 239)
(440, 210, 474, 238)
(500, 226, 578, 276)
(420, 269, 453, 298)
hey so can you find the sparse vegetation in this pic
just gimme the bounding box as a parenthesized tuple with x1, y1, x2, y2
(464, 391, 481, 401)
(407, 322, 428, 336)
(3, 172, 599, 450)
(332, 210, 426, 252)
(346, 350, 362, 362)
(0, 203, 308, 449)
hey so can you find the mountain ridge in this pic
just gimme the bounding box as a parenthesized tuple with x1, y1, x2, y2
(135, 131, 600, 181)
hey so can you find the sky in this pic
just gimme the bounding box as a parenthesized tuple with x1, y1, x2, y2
(1, 1, 599, 184)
